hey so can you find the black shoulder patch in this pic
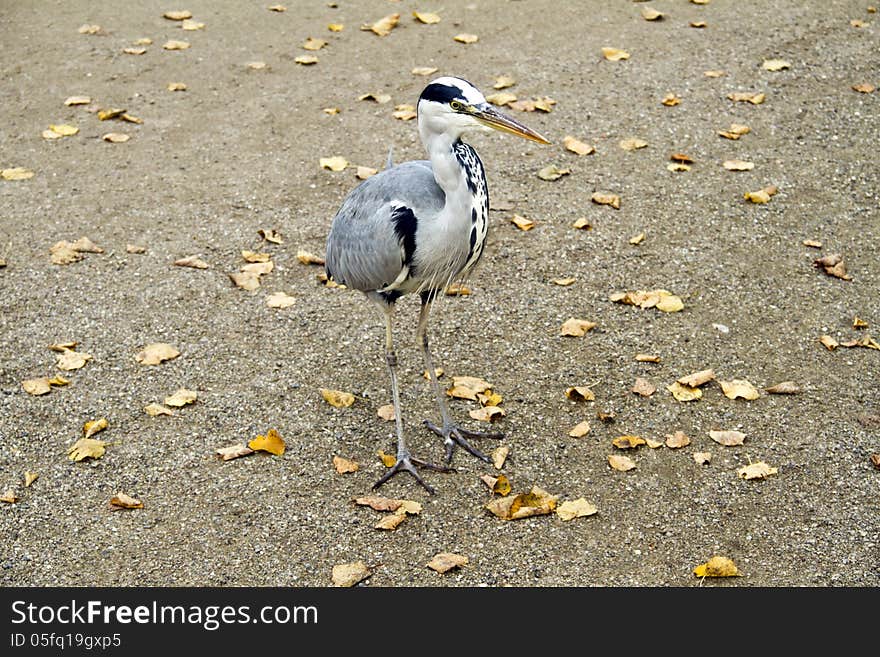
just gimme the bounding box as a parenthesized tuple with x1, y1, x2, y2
(390, 206, 418, 267)
(419, 82, 467, 106)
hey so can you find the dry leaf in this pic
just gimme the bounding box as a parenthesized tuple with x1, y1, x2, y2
(122, 47, 147, 55)
(163, 40, 191, 50)
(510, 214, 535, 231)
(572, 217, 592, 230)
(215, 444, 253, 461)
(174, 255, 209, 269)
(870, 454, 880, 470)
(302, 37, 327, 51)
(126, 244, 146, 253)
(563, 136, 595, 155)
(294, 55, 318, 65)
(719, 123, 751, 140)
(163, 10, 192, 20)
(248, 428, 286, 456)
(694, 556, 740, 578)
(247, 61, 268, 70)
(565, 386, 595, 402)
(321, 388, 355, 408)
(493, 75, 516, 89)
(764, 381, 801, 394)
(611, 289, 683, 312)
(22, 378, 51, 396)
(393, 104, 417, 121)
(268, 4, 286, 12)
(612, 435, 646, 450)
(68, 438, 107, 462)
(818, 335, 838, 351)
(136, 343, 180, 365)
(375, 513, 408, 530)
(97, 108, 126, 121)
(568, 421, 591, 438)
(479, 474, 511, 497)
(229, 271, 260, 290)
(445, 283, 470, 296)
(607, 454, 636, 471)
(602, 47, 630, 61)
(852, 83, 876, 93)
(56, 349, 92, 371)
(355, 496, 402, 512)
(762, 58, 791, 71)
(167, 82, 186, 94)
(241, 261, 273, 275)
(556, 498, 598, 521)
(49, 241, 82, 265)
(1, 490, 19, 504)
(164, 388, 197, 407)
(356, 166, 378, 180)
(629, 232, 645, 245)
(327, 23, 343, 32)
(412, 66, 438, 76)
(693, 452, 712, 465)
(333, 455, 359, 474)
(266, 292, 296, 309)
(690, 21, 708, 28)
(720, 379, 760, 400)
(361, 13, 399, 36)
(619, 137, 648, 151)
(667, 382, 703, 402)
(469, 406, 506, 423)
(181, 19, 205, 31)
(427, 552, 468, 573)
(412, 11, 441, 24)
(492, 446, 509, 470)
(551, 277, 576, 287)
(144, 403, 174, 416)
(486, 92, 518, 107)
(641, 7, 664, 20)
(723, 159, 755, 171)
(560, 318, 596, 337)
(661, 93, 681, 106)
(2, 167, 35, 181)
(109, 493, 143, 510)
(485, 486, 558, 520)
(665, 431, 691, 448)
(813, 254, 852, 280)
(83, 417, 108, 438)
(376, 404, 396, 421)
(678, 369, 716, 387)
(709, 429, 746, 446)
(24, 472, 38, 487)
(332, 561, 370, 587)
(853, 317, 869, 329)
(77, 24, 102, 34)
(453, 33, 479, 44)
(635, 353, 661, 363)
(320, 156, 348, 172)
(537, 165, 571, 181)
(704, 70, 726, 78)
(591, 192, 620, 209)
(667, 163, 691, 172)
(738, 461, 778, 480)
(597, 409, 616, 423)
(46, 124, 79, 137)
(728, 91, 765, 104)
(64, 95, 92, 106)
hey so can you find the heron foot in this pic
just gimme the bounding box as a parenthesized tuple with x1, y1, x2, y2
(423, 420, 504, 466)
(372, 451, 453, 495)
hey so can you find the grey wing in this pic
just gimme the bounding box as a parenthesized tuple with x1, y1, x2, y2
(325, 160, 443, 293)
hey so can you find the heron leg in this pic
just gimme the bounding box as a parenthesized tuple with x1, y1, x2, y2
(417, 295, 504, 466)
(371, 299, 451, 495)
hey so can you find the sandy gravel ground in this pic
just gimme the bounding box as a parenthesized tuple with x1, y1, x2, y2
(1, 0, 878, 587)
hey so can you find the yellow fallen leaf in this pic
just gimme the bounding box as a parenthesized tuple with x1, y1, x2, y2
(375, 512, 408, 530)
(665, 431, 691, 448)
(709, 429, 746, 446)
(164, 388, 197, 407)
(852, 83, 876, 93)
(693, 452, 712, 465)
(48, 124, 79, 137)
(591, 192, 620, 209)
(445, 283, 470, 296)
(78, 24, 102, 34)
(704, 69, 726, 78)
(510, 214, 535, 231)
(393, 104, 417, 121)
(632, 377, 656, 397)
(607, 454, 636, 471)
(247, 61, 268, 70)
(68, 438, 107, 462)
(136, 343, 180, 365)
(493, 75, 516, 89)
(678, 369, 716, 387)
(635, 353, 661, 363)
(2, 167, 35, 181)
(572, 217, 592, 230)
(469, 406, 506, 423)
(266, 291, 296, 309)
(230, 271, 260, 290)
(641, 7, 664, 20)
(694, 556, 740, 578)
(22, 378, 51, 395)
(560, 318, 596, 337)
(818, 335, 838, 351)
(563, 136, 595, 155)
(738, 461, 778, 480)
(602, 47, 630, 61)
(320, 387, 356, 408)
(661, 93, 681, 106)
(181, 19, 205, 31)
(412, 11, 441, 24)
(48, 341, 77, 352)
(619, 137, 648, 151)
(268, 4, 287, 12)
(109, 493, 143, 510)
(764, 381, 801, 394)
(333, 455, 359, 474)
(167, 82, 187, 91)
(556, 498, 598, 521)
(102, 132, 130, 143)
(646, 437, 664, 449)
(241, 261, 273, 275)
(302, 37, 326, 50)
(377, 450, 396, 467)
(453, 33, 479, 44)
(480, 473, 512, 496)
(537, 165, 570, 181)
(163, 40, 190, 50)
(719, 379, 760, 400)
(485, 486, 558, 520)
(656, 294, 684, 313)
(667, 382, 703, 402)
(356, 166, 378, 179)
(486, 92, 518, 107)
(64, 95, 92, 106)
(376, 404, 396, 422)
(728, 91, 765, 104)
(248, 428, 286, 456)
(320, 156, 348, 172)
(361, 13, 399, 36)
(412, 66, 438, 76)
(332, 561, 370, 587)
(723, 159, 755, 171)
(612, 435, 646, 450)
(491, 446, 509, 470)
(565, 386, 595, 402)
(762, 58, 791, 71)
(552, 277, 576, 287)
(718, 123, 751, 140)
(853, 317, 869, 329)
(294, 55, 318, 65)
(122, 47, 147, 56)
(163, 10, 192, 20)
(427, 552, 468, 573)
(97, 108, 126, 121)
(215, 444, 253, 461)
(690, 21, 708, 28)
(629, 232, 645, 245)
(144, 403, 174, 416)
(1, 490, 19, 504)
(83, 417, 109, 438)
(56, 349, 92, 371)
(568, 421, 591, 438)
(24, 472, 38, 487)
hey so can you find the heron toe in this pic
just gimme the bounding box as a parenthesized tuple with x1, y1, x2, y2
(423, 420, 504, 465)
(372, 452, 453, 495)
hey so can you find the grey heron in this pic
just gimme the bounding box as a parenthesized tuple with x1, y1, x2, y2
(325, 76, 550, 493)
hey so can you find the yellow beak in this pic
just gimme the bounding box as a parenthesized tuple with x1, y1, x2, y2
(473, 104, 551, 145)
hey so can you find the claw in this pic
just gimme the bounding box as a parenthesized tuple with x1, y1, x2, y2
(424, 420, 504, 466)
(372, 453, 454, 495)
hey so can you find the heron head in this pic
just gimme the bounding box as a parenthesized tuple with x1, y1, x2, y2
(418, 76, 550, 145)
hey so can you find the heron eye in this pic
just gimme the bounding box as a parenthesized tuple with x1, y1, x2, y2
(450, 100, 464, 111)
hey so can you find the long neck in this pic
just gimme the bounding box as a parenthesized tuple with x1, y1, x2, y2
(421, 130, 475, 212)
